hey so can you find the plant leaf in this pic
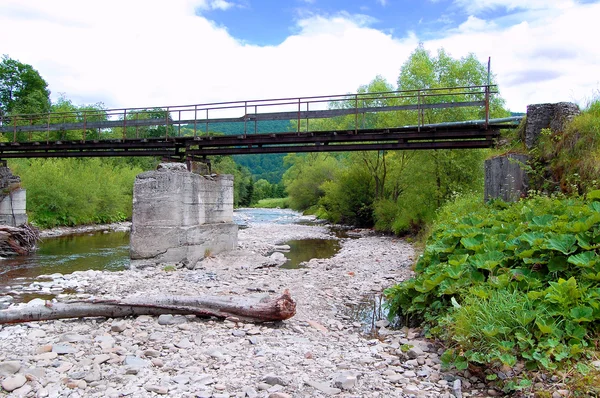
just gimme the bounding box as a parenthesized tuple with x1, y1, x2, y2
(544, 234, 577, 255)
(567, 251, 597, 268)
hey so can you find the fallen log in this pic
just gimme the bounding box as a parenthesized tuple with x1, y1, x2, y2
(0, 290, 296, 324)
(0, 224, 40, 256)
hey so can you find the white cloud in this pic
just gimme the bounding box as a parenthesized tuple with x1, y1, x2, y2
(0, 0, 598, 113)
(454, 0, 577, 14)
(377, 0, 388, 6)
(198, 0, 236, 11)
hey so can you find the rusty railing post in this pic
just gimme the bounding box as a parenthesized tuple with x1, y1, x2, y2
(297, 98, 301, 134)
(122, 109, 127, 140)
(194, 105, 197, 138)
(165, 107, 169, 139)
(244, 101, 248, 138)
(254, 105, 258, 134)
(82, 112, 87, 142)
(355, 94, 358, 134)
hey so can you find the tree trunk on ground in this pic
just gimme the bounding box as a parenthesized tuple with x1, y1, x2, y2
(0, 224, 39, 256)
(0, 290, 296, 324)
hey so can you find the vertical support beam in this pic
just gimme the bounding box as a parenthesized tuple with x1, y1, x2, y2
(244, 101, 248, 138)
(297, 98, 301, 135)
(194, 106, 197, 138)
(354, 94, 358, 134)
(485, 57, 491, 129)
(122, 109, 127, 141)
(165, 107, 169, 140)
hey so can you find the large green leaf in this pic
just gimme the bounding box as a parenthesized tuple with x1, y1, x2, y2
(469, 251, 505, 271)
(570, 306, 594, 323)
(547, 256, 568, 272)
(520, 232, 545, 246)
(460, 235, 484, 251)
(567, 251, 597, 268)
(587, 190, 600, 201)
(544, 234, 577, 255)
(531, 214, 555, 227)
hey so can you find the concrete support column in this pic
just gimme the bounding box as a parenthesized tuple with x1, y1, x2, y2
(0, 166, 27, 226)
(484, 154, 529, 203)
(130, 165, 237, 268)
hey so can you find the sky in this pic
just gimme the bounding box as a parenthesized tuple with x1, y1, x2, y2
(1, 0, 598, 113)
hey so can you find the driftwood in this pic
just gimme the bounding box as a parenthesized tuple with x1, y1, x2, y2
(0, 290, 296, 324)
(0, 224, 40, 256)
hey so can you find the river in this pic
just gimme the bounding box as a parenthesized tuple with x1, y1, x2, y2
(0, 208, 341, 303)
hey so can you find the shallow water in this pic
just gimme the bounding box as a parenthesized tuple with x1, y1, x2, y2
(0, 209, 340, 301)
(0, 231, 129, 294)
(280, 239, 340, 269)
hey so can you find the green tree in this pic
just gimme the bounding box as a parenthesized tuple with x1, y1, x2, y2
(0, 55, 50, 116)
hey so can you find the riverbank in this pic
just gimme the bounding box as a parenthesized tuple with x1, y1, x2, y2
(39, 222, 131, 239)
(0, 222, 478, 397)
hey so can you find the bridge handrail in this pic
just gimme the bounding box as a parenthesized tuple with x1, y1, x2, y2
(0, 84, 497, 141)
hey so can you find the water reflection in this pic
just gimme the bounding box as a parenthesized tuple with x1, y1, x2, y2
(280, 239, 340, 269)
(0, 231, 129, 294)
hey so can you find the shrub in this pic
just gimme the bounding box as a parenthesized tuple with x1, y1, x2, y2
(384, 191, 600, 388)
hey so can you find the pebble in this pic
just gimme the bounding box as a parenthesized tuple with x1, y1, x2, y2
(1, 374, 27, 391)
(0, 223, 508, 397)
(0, 360, 21, 376)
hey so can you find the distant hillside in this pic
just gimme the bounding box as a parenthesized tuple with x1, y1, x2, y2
(184, 119, 292, 183)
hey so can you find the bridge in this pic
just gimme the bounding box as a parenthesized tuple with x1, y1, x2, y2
(0, 85, 521, 163)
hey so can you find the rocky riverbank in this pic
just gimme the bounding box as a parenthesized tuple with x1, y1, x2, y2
(39, 222, 131, 239)
(0, 222, 496, 397)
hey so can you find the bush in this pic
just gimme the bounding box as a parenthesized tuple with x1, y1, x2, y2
(10, 158, 142, 228)
(384, 192, 600, 390)
(252, 197, 289, 209)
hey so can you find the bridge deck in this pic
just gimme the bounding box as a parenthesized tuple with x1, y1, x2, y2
(0, 85, 520, 159)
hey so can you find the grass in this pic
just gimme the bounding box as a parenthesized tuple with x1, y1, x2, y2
(251, 197, 289, 209)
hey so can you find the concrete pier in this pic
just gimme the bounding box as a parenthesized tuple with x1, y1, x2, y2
(130, 165, 237, 268)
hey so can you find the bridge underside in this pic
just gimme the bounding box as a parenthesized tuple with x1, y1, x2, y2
(0, 123, 502, 160)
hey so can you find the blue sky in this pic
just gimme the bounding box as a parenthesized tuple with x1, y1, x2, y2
(197, 0, 459, 45)
(0, 0, 598, 112)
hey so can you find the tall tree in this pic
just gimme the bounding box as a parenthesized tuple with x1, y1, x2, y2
(0, 55, 50, 116)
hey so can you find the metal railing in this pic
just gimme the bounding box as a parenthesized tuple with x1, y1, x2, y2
(0, 85, 497, 143)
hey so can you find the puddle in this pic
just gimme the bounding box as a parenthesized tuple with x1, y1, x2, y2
(279, 239, 341, 269)
(341, 294, 406, 337)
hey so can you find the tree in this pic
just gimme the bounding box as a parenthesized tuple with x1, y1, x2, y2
(0, 55, 50, 116)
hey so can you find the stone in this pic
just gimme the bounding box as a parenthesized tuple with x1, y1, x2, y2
(232, 330, 246, 337)
(175, 339, 193, 349)
(144, 349, 161, 358)
(52, 345, 78, 355)
(157, 314, 188, 325)
(262, 374, 288, 386)
(34, 352, 58, 361)
(244, 387, 258, 398)
(305, 380, 341, 395)
(333, 372, 358, 390)
(525, 102, 580, 149)
(403, 384, 420, 394)
(144, 384, 168, 394)
(453, 379, 463, 398)
(592, 360, 600, 370)
(94, 354, 111, 364)
(110, 322, 127, 333)
(0, 360, 21, 376)
(12, 384, 32, 397)
(28, 329, 47, 339)
(123, 356, 149, 368)
(1, 374, 27, 392)
(407, 346, 424, 359)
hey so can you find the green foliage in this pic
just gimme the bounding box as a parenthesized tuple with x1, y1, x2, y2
(536, 98, 600, 195)
(282, 46, 507, 232)
(384, 193, 600, 386)
(0, 55, 51, 115)
(10, 158, 141, 228)
(252, 197, 289, 209)
(282, 153, 338, 211)
(211, 156, 254, 207)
